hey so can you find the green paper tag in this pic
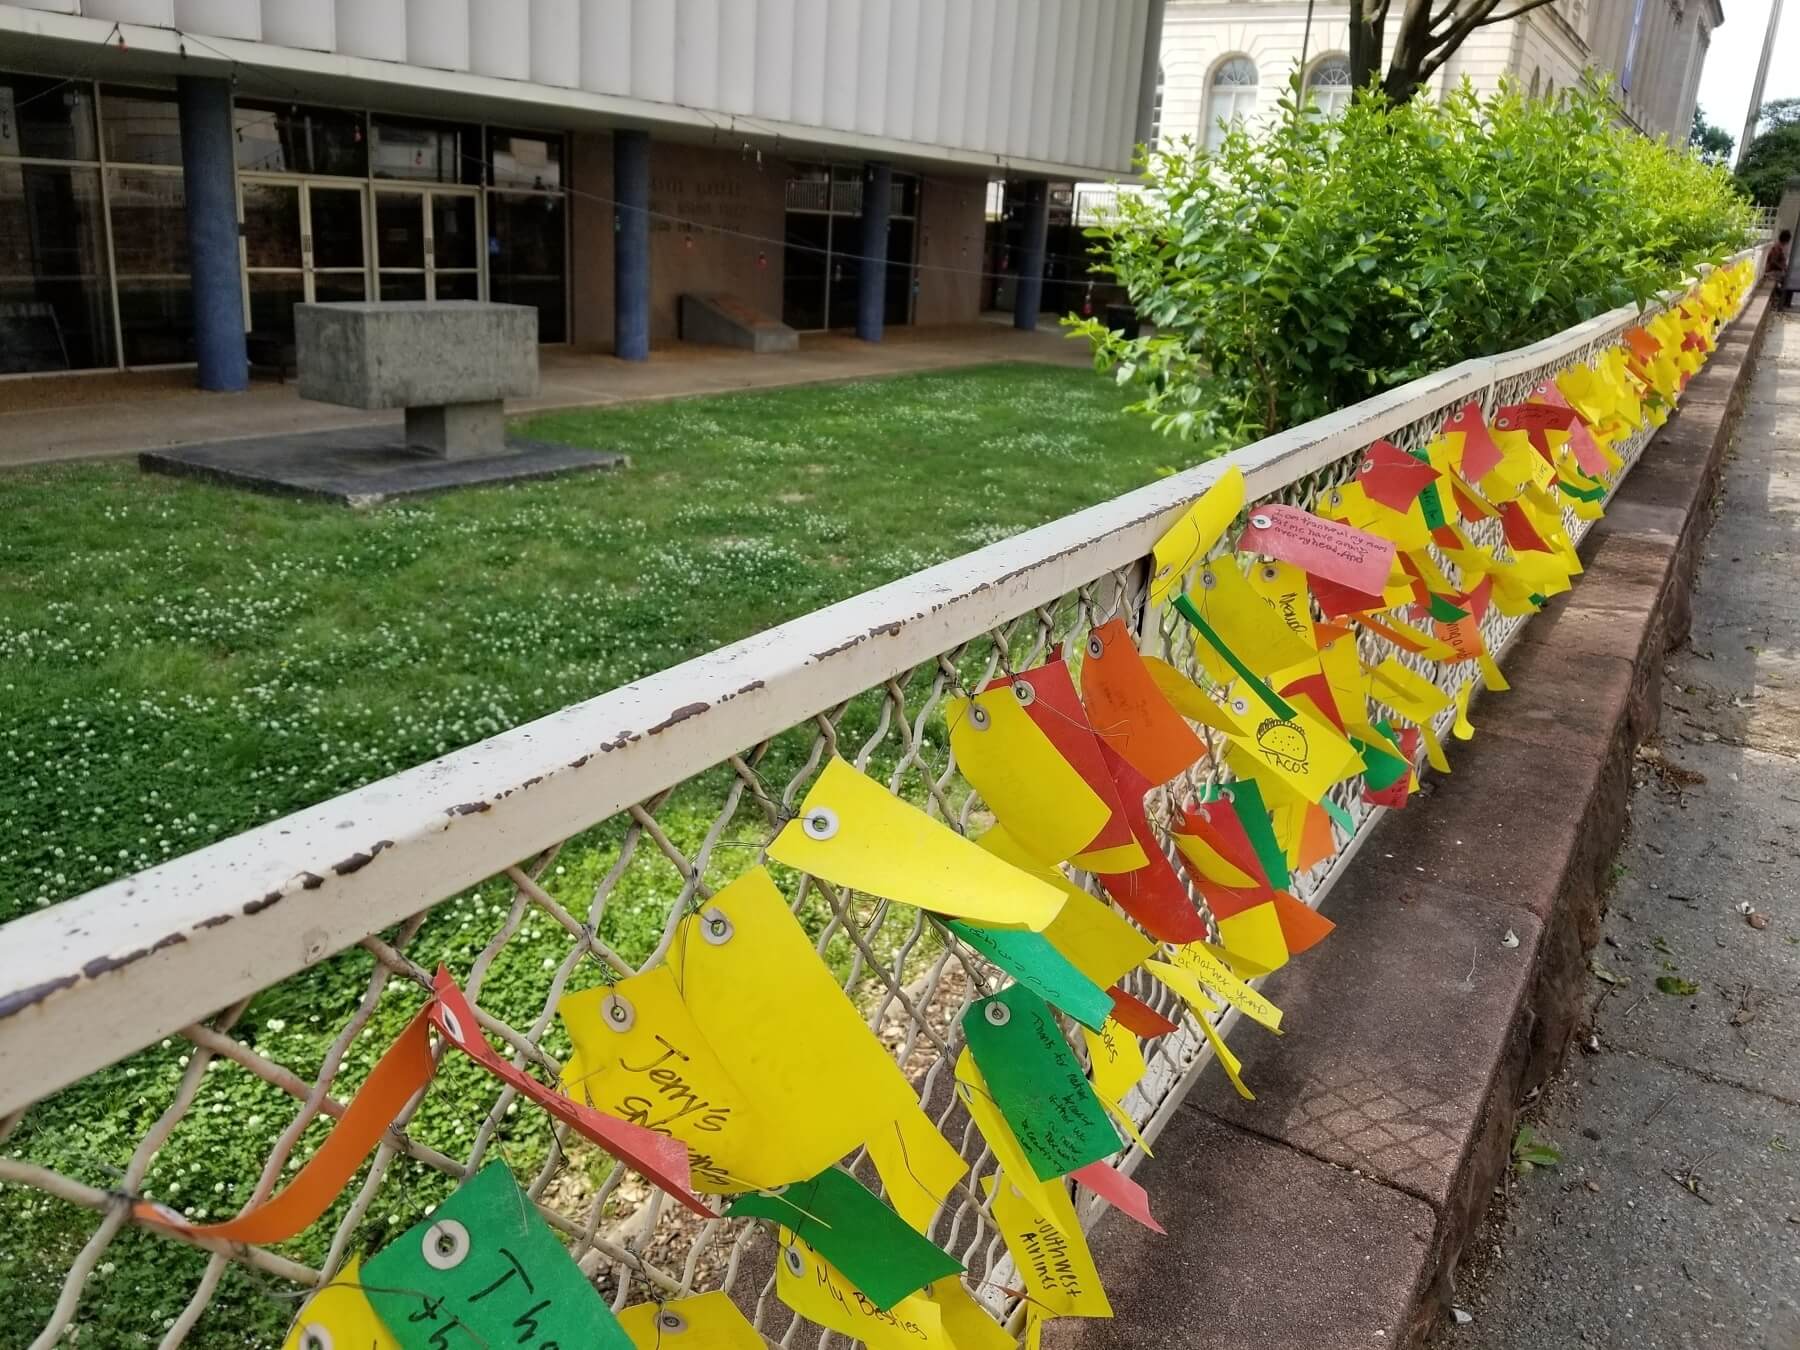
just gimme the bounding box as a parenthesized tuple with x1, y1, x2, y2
(1528, 593, 1548, 608)
(1427, 593, 1470, 622)
(365, 1163, 631, 1350)
(1322, 797, 1356, 835)
(1418, 482, 1449, 531)
(727, 1167, 963, 1311)
(1351, 735, 1410, 792)
(1558, 479, 1607, 502)
(962, 986, 1120, 1182)
(1171, 594, 1298, 723)
(944, 919, 1114, 1031)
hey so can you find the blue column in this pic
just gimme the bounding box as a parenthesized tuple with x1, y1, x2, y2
(177, 76, 247, 391)
(614, 129, 651, 361)
(856, 161, 892, 342)
(1013, 179, 1050, 332)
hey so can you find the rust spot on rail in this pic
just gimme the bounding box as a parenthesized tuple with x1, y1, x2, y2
(647, 702, 710, 735)
(79, 931, 181, 979)
(332, 841, 393, 876)
(447, 801, 492, 817)
(0, 974, 78, 1019)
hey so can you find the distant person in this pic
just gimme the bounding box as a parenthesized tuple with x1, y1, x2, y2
(1770, 230, 1792, 310)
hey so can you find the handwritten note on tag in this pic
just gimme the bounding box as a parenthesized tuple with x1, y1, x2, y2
(283, 1257, 397, 1350)
(1184, 562, 1318, 684)
(1159, 943, 1283, 1033)
(1079, 618, 1208, 784)
(768, 757, 1065, 931)
(1238, 503, 1397, 597)
(618, 1292, 764, 1349)
(729, 1168, 963, 1311)
(946, 918, 1114, 1030)
(366, 1163, 632, 1350)
(1150, 466, 1246, 606)
(677, 867, 920, 1185)
(962, 986, 1119, 1181)
(775, 1233, 956, 1350)
(982, 1173, 1114, 1318)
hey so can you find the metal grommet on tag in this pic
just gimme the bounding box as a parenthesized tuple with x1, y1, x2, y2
(1329, 489, 1343, 508)
(657, 1311, 689, 1335)
(783, 1245, 806, 1277)
(1012, 679, 1035, 707)
(967, 703, 991, 731)
(1218, 787, 1235, 805)
(437, 1007, 464, 1045)
(1198, 568, 1217, 591)
(1231, 697, 1250, 716)
(699, 907, 734, 945)
(984, 1001, 1011, 1027)
(422, 1218, 470, 1270)
(1360, 458, 1375, 473)
(802, 806, 839, 840)
(1496, 416, 1510, 429)
(300, 1328, 334, 1350)
(757, 1183, 791, 1198)
(601, 992, 635, 1033)
(1250, 512, 1272, 530)
(1086, 634, 1105, 660)
(1192, 804, 1210, 823)
(1260, 564, 1280, 582)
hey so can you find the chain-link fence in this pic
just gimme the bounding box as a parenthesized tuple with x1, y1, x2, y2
(0, 249, 1760, 1349)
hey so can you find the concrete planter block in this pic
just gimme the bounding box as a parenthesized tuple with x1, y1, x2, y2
(295, 301, 538, 460)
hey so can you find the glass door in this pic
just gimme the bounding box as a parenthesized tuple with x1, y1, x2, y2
(375, 187, 481, 302)
(239, 177, 368, 338)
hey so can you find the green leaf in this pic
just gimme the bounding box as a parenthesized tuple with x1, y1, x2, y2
(1656, 976, 1700, 996)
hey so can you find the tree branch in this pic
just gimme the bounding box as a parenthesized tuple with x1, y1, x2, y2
(1419, 0, 1560, 78)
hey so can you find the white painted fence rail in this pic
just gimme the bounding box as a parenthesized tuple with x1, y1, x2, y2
(0, 247, 1762, 1348)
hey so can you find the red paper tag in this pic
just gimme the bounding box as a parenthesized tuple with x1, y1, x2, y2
(1172, 801, 1269, 892)
(1624, 327, 1660, 362)
(430, 969, 712, 1216)
(1497, 500, 1552, 553)
(1308, 572, 1387, 618)
(1107, 987, 1181, 1038)
(1352, 439, 1441, 513)
(1239, 504, 1395, 597)
(1072, 1161, 1165, 1234)
(991, 657, 1139, 866)
(1093, 744, 1210, 943)
(1443, 401, 1504, 481)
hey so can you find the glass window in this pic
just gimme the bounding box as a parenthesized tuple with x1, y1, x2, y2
(0, 73, 98, 161)
(234, 101, 368, 177)
(1150, 65, 1165, 148)
(1304, 56, 1353, 120)
(0, 162, 114, 372)
(487, 190, 565, 341)
(487, 129, 562, 191)
(1206, 57, 1259, 151)
(371, 115, 480, 184)
(100, 86, 183, 166)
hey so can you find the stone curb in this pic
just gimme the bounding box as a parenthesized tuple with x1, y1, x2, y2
(1046, 289, 1775, 1350)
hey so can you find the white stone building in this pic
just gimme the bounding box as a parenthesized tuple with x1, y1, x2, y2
(1150, 0, 1722, 153)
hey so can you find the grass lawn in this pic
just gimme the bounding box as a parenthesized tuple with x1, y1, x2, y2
(0, 361, 1173, 1347)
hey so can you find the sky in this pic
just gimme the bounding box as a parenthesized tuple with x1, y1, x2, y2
(1695, 0, 1800, 155)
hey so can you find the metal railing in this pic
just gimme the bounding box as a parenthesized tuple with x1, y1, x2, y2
(0, 247, 1761, 1349)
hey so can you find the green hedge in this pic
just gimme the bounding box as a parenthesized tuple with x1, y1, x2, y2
(1070, 78, 1758, 453)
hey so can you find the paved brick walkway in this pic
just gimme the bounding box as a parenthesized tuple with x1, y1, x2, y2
(1436, 310, 1800, 1349)
(0, 323, 1088, 468)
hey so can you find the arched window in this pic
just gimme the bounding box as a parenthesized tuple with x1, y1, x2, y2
(1150, 65, 1165, 148)
(1304, 55, 1353, 119)
(1206, 57, 1259, 151)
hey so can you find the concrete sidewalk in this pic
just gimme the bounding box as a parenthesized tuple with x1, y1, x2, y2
(0, 323, 1089, 468)
(1436, 312, 1800, 1348)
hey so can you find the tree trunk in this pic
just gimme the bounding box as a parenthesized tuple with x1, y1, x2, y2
(1347, 0, 1385, 92)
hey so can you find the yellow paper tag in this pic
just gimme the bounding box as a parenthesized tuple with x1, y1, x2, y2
(1141, 655, 1248, 737)
(865, 1108, 970, 1236)
(1215, 903, 1289, 977)
(982, 1172, 1113, 1319)
(1245, 559, 1319, 650)
(618, 1292, 764, 1348)
(1420, 721, 1451, 773)
(1452, 682, 1476, 740)
(1150, 466, 1245, 606)
(283, 1257, 398, 1350)
(1367, 658, 1452, 725)
(1160, 944, 1283, 1034)
(1171, 828, 1262, 889)
(674, 867, 922, 1184)
(1198, 1009, 1256, 1101)
(1149, 963, 1256, 1101)
(947, 688, 1113, 867)
(1186, 562, 1318, 685)
(769, 757, 1065, 931)
(977, 824, 1152, 987)
(932, 1278, 1015, 1350)
(1082, 1017, 1148, 1106)
(776, 1232, 956, 1350)
(1222, 681, 1365, 805)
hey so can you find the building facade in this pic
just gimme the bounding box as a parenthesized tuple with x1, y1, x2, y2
(0, 0, 1164, 381)
(1153, 0, 1720, 154)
